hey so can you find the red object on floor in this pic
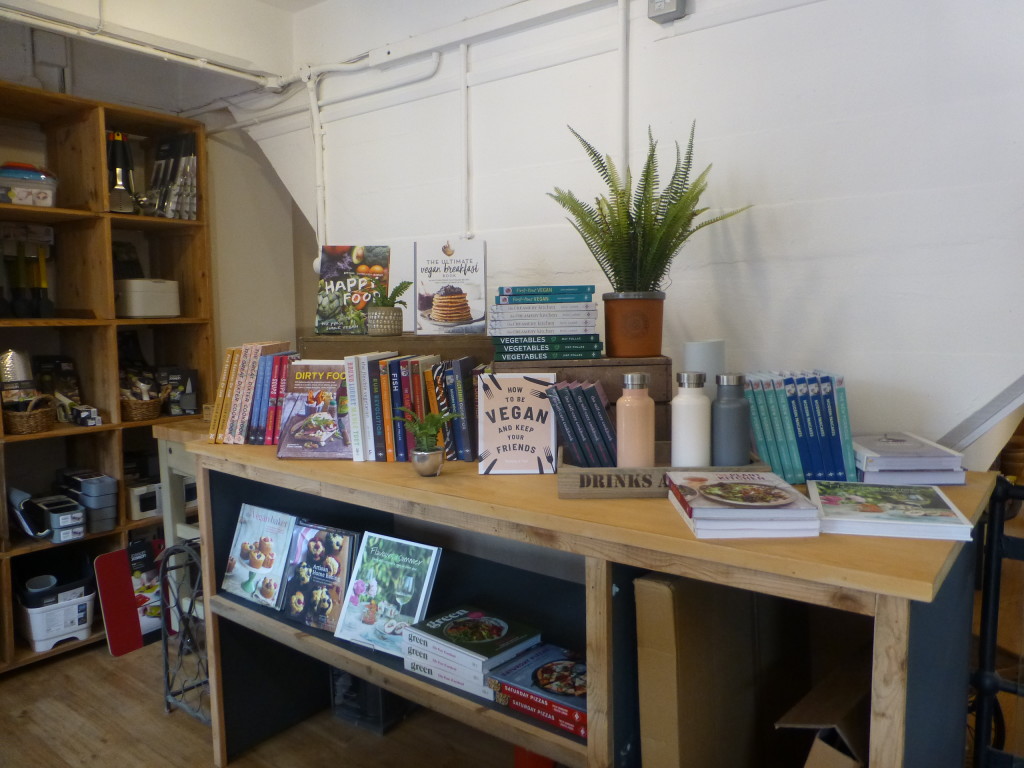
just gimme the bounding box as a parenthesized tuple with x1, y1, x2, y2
(513, 747, 555, 768)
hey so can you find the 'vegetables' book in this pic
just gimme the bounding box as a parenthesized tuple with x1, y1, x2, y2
(485, 643, 588, 738)
(477, 373, 557, 475)
(807, 480, 973, 541)
(414, 237, 486, 334)
(334, 532, 442, 657)
(275, 359, 353, 459)
(281, 522, 358, 634)
(315, 244, 391, 334)
(221, 504, 297, 609)
(404, 605, 542, 673)
(851, 432, 964, 472)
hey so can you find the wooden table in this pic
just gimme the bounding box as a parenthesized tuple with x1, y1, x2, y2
(187, 440, 997, 767)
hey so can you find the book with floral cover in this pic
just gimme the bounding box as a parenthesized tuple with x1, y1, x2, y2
(221, 504, 297, 610)
(334, 532, 441, 657)
(280, 522, 359, 633)
(807, 480, 973, 540)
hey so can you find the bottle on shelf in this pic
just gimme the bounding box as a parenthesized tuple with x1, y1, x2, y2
(616, 372, 655, 468)
(670, 371, 711, 467)
(711, 373, 752, 466)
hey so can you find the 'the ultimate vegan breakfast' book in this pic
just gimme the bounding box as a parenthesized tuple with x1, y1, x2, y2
(334, 532, 442, 657)
(414, 237, 486, 335)
(221, 504, 297, 609)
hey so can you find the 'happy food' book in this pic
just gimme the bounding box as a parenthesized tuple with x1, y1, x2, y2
(221, 504, 297, 609)
(334, 532, 442, 657)
(280, 522, 359, 634)
(315, 244, 391, 334)
(477, 372, 557, 475)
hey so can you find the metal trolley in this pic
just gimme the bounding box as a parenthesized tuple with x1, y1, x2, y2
(160, 539, 210, 724)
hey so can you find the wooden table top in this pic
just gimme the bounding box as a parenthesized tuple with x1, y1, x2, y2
(185, 438, 997, 609)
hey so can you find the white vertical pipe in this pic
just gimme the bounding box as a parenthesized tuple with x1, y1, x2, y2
(306, 73, 328, 246)
(618, 0, 630, 168)
(459, 43, 473, 239)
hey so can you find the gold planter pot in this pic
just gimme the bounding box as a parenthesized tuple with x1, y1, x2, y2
(366, 306, 403, 336)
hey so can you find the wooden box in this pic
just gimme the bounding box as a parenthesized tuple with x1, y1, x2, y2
(298, 333, 495, 363)
(491, 355, 673, 441)
(557, 442, 768, 499)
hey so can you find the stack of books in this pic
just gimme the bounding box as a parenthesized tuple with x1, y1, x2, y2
(851, 432, 966, 485)
(665, 470, 821, 539)
(402, 605, 542, 700)
(485, 643, 588, 738)
(545, 380, 617, 468)
(488, 285, 602, 361)
(742, 371, 856, 485)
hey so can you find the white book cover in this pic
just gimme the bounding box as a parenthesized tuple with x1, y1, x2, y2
(852, 432, 963, 471)
(334, 532, 441, 657)
(807, 480, 973, 541)
(414, 237, 486, 334)
(477, 373, 558, 475)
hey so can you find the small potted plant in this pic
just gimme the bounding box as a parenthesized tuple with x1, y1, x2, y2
(394, 406, 459, 476)
(549, 124, 749, 357)
(365, 276, 412, 336)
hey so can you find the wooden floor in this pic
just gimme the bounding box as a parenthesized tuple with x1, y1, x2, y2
(0, 641, 516, 767)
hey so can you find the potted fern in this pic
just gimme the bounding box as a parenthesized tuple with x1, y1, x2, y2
(365, 276, 412, 336)
(549, 124, 749, 357)
(394, 406, 460, 476)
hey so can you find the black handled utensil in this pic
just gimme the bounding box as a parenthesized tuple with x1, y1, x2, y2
(34, 245, 54, 317)
(11, 241, 33, 318)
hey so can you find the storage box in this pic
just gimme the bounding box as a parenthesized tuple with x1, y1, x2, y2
(24, 495, 85, 528)
(16, 591, 95, 652)
(0, 163, 57, 207)
(115, 279, 180, 318)
(58, 468, 118, 496)
(127, 482, 162, 520)
(491, 355, 673, 440)
(330, 667, 416, 734)
(87, 506, 117, 533)
(51, 524, 86, 543)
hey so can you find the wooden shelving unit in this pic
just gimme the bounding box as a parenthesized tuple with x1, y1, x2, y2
(0, 80, 215, 673)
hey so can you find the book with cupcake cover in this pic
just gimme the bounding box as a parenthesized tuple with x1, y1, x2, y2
(276, 359, 353, 459)
(315, 245, 391, 334)
(280, 522, 359, 633)
(221, 503, 297, 610)
(414, 236, 486, 335)
(403, 605, 542, 673)
(334, 532, 442, 657)
(478, 373, 558, 474)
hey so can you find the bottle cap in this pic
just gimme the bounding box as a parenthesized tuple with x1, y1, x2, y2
(716, 373, 745, 386)
(676, 371, 706, 387)
(623, 372, 650, 389)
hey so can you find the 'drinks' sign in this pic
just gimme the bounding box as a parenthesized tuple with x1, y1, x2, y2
(477, 373, 557, 475)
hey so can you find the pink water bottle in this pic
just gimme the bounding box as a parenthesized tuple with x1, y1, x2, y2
(616, 372, 655, 467)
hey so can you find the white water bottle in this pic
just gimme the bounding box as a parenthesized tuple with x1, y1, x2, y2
(670, 371, 711, 467)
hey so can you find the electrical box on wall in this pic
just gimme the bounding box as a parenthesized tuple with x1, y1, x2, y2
(648, 0, 688, 23)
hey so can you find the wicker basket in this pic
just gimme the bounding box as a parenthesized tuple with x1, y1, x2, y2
(121, 397, 163, 422)
(3, 395, 57, 435)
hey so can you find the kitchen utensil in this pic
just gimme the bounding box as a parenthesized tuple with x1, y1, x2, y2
(0, 254, 12, 317)
(34, 245, 54, 317)
(107, 131, 135, 213)
(11, 242, 33, 317)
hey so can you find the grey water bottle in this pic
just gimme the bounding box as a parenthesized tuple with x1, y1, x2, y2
(711, 373, 751, 466)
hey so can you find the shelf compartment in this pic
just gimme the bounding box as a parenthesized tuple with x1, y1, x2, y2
(211, 594, 588, 767)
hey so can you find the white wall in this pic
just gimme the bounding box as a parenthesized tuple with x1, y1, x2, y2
(242, 0, 1024, 447)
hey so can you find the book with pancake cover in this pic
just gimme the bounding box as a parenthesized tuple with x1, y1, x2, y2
(414, 236, 486, 335)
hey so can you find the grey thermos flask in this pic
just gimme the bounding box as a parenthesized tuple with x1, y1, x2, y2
(711, 373, 751, 466)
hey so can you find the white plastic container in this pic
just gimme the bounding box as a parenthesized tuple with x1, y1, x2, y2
(17, 592, 95, 652)
(114, 279, 180, 318)
(0, 163, 57, 207)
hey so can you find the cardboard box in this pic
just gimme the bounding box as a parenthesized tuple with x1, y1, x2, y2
(775, 650, 871, 768)
(115, 278, 180, 318)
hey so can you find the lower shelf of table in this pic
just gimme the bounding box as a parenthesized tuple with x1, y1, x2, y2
(210, 594, 588, 767)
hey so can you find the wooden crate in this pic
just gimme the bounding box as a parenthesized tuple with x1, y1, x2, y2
(491, 356, 673, 441)
(299, 333, 495, 363)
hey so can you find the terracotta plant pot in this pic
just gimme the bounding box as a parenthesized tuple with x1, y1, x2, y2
(602, 291, 665, 358)
(366, 306, 403, 336)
